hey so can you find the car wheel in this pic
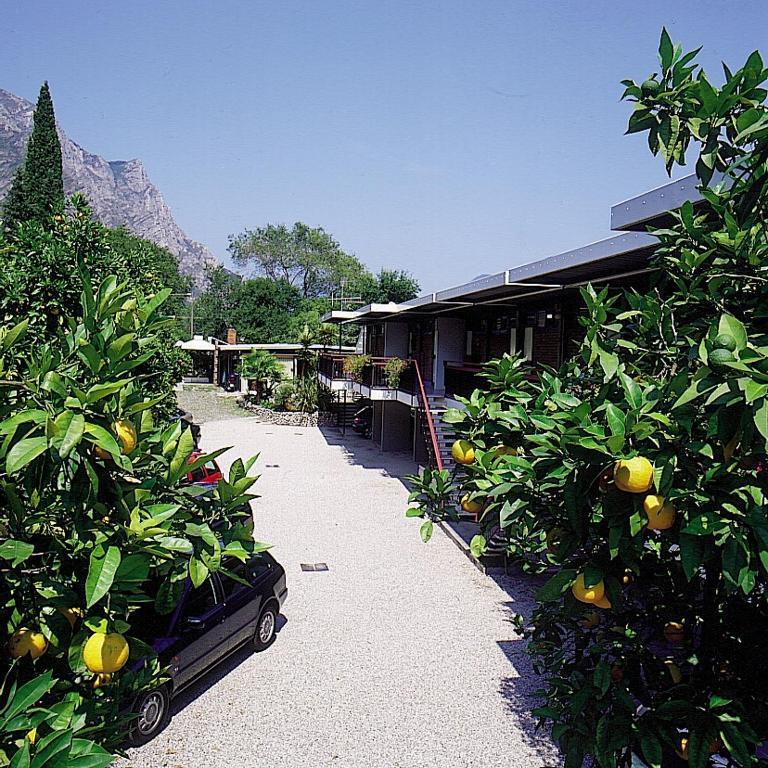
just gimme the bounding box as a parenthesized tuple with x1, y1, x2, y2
(128, 685, 170, 746)
(253, 604, 278, 652)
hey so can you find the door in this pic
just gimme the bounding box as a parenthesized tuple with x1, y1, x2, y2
(216, 555, 274, 646)
(172, 581, 230, 689)
(414, 320, 434, 385)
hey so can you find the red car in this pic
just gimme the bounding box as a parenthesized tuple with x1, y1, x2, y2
(186, 451, 223, 489)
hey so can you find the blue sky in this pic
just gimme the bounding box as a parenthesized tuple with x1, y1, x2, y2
(3, 1, 767, 292)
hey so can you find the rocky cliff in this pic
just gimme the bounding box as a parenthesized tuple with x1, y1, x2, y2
(0, 88, 217, 286)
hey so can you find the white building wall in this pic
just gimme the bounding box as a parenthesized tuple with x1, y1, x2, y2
(434, 317, 465, 392)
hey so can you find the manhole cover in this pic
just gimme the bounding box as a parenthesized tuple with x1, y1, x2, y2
(300, 563, 329, 572)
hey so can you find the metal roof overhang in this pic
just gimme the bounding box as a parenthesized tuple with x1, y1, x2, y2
(610, 173, 726, 231)
(377, 232, 659, 318)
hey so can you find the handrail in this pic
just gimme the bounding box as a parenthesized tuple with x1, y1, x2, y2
(410, 358, 444, 472)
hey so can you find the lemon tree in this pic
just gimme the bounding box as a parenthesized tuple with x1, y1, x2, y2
(0, 208, 265, 764)
(408, 32, 768, 767)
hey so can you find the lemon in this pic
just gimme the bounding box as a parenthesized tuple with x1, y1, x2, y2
(451, 440, 475, 465)
(83, 632, 129, 674)
(460, 494, 484, 515)
(114, 419, 137, 454)
(643, 494, 676, 530)
(613, 457, 654, 493)
(571, 574, 605, 604)
(594, 594, 612, 609)
(8, 628, 48, 660)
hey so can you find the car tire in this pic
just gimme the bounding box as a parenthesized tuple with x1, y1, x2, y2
(128, 685, 171, 746)
(252, 604, 278, 652)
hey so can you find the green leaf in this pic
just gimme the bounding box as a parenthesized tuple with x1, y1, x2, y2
(83, 424, 121, 458)
(638, 730, 662, 768)
(188, 557, 209, 588)
(168, 427, 195, 482)
(469, 535, 486, 558)
(680, 533, 706, 581)
(8, 741, 30, 768)
(0, 539, 34, 567)
(6, 437, 48, 474)
(57, 412, 85, 458)
(537, 568, 577, 602)
(754, 399, 768, 443)
(659, 27, 674, 72)
(0, 672, 55, 729)
(420, 520, 434, 543)
(405, 507, 423, 518)
(85, 546, 121, 608)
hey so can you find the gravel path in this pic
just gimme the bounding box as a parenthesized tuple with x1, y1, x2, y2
(176, 385, 246, 424)
(120, 416, 558, 768)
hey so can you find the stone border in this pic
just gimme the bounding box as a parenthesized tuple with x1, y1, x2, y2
(237, 397, 334, 427)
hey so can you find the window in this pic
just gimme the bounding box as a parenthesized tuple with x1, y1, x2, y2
(184, 581, 218, 618)
(219, 555, 272, 599)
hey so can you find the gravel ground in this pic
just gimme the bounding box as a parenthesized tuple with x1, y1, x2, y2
(176, 385, 246, 424)
(119, 415, 559, 768)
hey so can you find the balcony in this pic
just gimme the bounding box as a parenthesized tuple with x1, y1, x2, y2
(317, 353, 419, 406)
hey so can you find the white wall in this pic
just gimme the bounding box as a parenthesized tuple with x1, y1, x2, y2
(434, 317, 466, 392)
(383, 321, 409, 357)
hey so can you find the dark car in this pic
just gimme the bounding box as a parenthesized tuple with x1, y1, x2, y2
(351, 402, 372, 438)
(171, 408, 201, 448)
(127, 551, 287, 745)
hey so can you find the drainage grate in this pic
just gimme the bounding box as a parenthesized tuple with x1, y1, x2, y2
(300, 563, 329, 572)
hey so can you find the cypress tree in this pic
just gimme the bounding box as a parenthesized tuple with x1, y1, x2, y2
(2, 82, 64, 228)
(24, 82, 64, 220)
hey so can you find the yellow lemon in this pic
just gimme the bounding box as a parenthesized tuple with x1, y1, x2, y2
(594, 594, 612, 609)
(460, 494, 484, 515)
(26, 728, 36, 744)
(8, 628, 48, 660)
(613, 456, 654, 493)
(493, 444, 518, 457)
(83, 632, 129, 674)
(571, 574, 605, 604)
(114, 419, 137, 454)
(643, 495, 676, 530)
(451, 440, 475, 465)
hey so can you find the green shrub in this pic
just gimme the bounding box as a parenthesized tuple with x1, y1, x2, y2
(0, 268, 264, 762)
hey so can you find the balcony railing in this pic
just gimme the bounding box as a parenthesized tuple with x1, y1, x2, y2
(443, 361, 485, 401)
(317, 354, 417, 394)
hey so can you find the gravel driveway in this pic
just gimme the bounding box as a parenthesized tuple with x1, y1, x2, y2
(120, 415, 558, 768)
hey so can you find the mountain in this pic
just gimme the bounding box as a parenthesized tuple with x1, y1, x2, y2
(0, 88, 218, 287)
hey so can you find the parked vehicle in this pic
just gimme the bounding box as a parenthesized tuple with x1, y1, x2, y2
(351, 401, 372, 438)
(127, 552, 287, 745)
(186, 450, 223, 489)
(170, 408, 201, 448)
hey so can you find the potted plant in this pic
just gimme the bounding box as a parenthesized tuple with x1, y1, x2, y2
(342, 354, 371, 383)
(383, 357, 408, 389)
